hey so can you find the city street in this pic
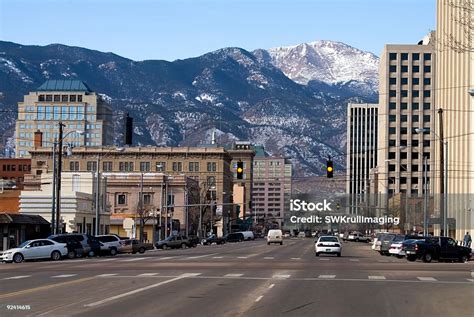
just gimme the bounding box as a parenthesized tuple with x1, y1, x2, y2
(1, 238, 473, 317)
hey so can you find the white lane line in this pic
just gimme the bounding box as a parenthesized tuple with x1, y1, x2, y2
(255, 295, 263, 302)
(272, 274, 291, 279)
(417, 277, 437, 281)
(120, 257, 147, 262)
(212, 256, 224, 259)
(84, 275, 187, 307)
(181, 273, 202, 277)
(3, 275, 31, 280)
(319, 258, 330, 261)
(349, 259, 360, 262)
(237, 256, 249, 259)
(96, 258, 117, 262)
(52, 274, 77, 278)
(471, 272, 474, 278)
(68, 259, 87, 263)
(158, 256, 176, 260)
(377, 260, 389, 263)
(368, 276, 386, 280)
(224, 274, 244, 277)
(318, 275, 336, 279)
(96, 274, 118, 277)
(291, 258, 301, 260)
(138, 273, 159, 276)
(264, 257, 274, 260)
(186, 253, 217, 259)
(467, 279, 474, 282)
(268, 284, 275, 289)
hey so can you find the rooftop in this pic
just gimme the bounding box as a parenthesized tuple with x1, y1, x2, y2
(37, 80, 92, 92)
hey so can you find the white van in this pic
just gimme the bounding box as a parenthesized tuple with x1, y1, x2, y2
(267, 229, 283, 245)
(240, 231, 255, 241)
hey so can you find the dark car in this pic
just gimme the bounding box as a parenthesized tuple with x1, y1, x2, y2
(403, 236, 471, 263)
(201, 234, 226, 245)
(49, 235, 85, 259)
(379, 233, 397, 256)
(155, 235, 190, 250)
(224, 232, 245, 242)
(48, 234, 101, 257)
(123, 239, 154, 253)
(187, 235, 200, 247)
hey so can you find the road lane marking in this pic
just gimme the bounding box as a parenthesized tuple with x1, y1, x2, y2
(264, 257, 274, 260)
(349, 259, 360, 262)
(224, 274, 244, 277)
(291, 258, 301, 260)
(377, 260, 389, 263)
(417, 277, 437, 281)
(272, 274, 290, 279)
(51, 274, 77, 278)
(368, 276, 386, 280)
(186, 253, 217, 259)
(138, 273, 159, 276)
(96, 274, 118, 277)
(467, 279, 474, 282)
(84, 276, 187, 307)
(0, 277, 95, 299)
(319, 258, 330, 261)
(2, 275, 31, 280)
(212, 256, 224, 259)
(238, 256, 249, 259)
(96, 258, 117, 262)
(158, 256, 176, 260)
(120, 257, 148, 262)
(268, 284, 275, 289)
(471, 272, 474, 278)
(255, 295, 263, 302)
(181, 273, 202, 277)
(318, 275, 336, 279)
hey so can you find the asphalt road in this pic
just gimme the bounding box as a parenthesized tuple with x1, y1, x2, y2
(0, 239, 473, 317)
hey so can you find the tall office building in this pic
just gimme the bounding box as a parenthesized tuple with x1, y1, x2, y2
(377, 34, 436, 213)
(435, 0, 474, 239)
(16, 80, 113, 157)
(346, 103, 378, 214)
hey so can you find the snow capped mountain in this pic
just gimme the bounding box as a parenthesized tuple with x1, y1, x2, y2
(256, 40, 379, 96)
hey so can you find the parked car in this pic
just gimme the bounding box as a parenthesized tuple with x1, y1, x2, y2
(347, 232, 370, 242)
(1, 239, 68, 263)
(239, 231, 255, 241)
(297, 232, 306, 238)
(389, 235, 425, 258)
(48, 235, 85, 259)
(201, 234, 226, 245)
(156, 235, 190, 249)
(224, 232, 245, 242)
(403, 236, 472, 263)
(372, 232, 389, 251)
(315, 236, 342, 257)
(48, 234, 101, 257)
(96, 235, 128, 255)
(378, 233, 397, 256)
(267, 229, 283, 245)
(123, 239, 154, 253)
(187, 235, 200, 247)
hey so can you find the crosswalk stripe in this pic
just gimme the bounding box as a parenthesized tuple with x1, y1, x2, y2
(120, 257, 147, 262)
(96, 274, 118, 277)
(368, 276, 386, 280)
(158, 256, 176, 260)
(3, 275, 31, 280)
(186, 254, 217, 259)
(319, 258, 330, 261)
(212, 256, 224, 259)
(138, 273, 159, 276)
(238, 256, 249, 259)
(52, 274, 77, 278)
(224, 274, 244, 277)
(318, 275, 336, 279)
(291, 258, 301, 260)
(417, 277, 437, 281)
(264, 257, 274, 260)
(272, 274, 290, 279)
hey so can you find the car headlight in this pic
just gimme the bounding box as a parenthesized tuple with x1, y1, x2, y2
(3, 252, 12, 255)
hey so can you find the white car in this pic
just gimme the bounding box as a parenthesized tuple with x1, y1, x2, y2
(315, 236, 342, 257)
(388, 242, 405, 258)
(2, 239, 68, 263)
(96, 234, 128, 255)
(267, 229, 283, 245)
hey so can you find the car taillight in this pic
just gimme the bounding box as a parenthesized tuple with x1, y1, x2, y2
(415, 245, 419, 251)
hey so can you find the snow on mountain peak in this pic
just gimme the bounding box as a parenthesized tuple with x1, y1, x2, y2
(264, 40, 379, 94)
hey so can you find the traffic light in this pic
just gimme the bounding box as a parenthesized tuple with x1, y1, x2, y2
(326, 159, 334, 178)
(124, 113, 133, 146)
(236, 161, 244, 179)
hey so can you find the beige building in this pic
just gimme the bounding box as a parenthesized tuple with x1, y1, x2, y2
(19, 172, 110, 234)
(435, 0, 474, 239)
(347, 103, 378, 214)
(15, 79, 113, 157)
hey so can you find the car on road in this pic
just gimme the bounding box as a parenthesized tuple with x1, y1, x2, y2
(347, 232, 370, 242)
(267, 229, 283, 245)
(403, 236, 472, 263)
(240, 231, 255, 241)
(123, 239, 154, 253)
(1, 239, 68, 263)
(48, 235, 85, 259)
(48, 233, 101, 257)
(224, 232, 245, 242)
(96, 234, 128, 255)
(201, 234, 226, 245)
(378, 233, 397, 256)
(155, 235, 191, 250)
(315, 236, 342, 257)
(297, 232, 306, 238)
(388, 235, 425, 258)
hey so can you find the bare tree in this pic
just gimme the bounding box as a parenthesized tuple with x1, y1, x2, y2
(440, 0, 474, 52)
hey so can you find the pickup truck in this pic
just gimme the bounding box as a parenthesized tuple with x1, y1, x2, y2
(403, 236, 471, 263)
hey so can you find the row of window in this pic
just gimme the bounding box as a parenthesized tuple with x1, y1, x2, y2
(389, 102, 431, 110)
(388, 165, 430, 172)
(2, 164, 31, 172)
(389, 65, 431, 73)
(389, 77, 431, 85)
(387, 152, 430, 160)
(72, 161, 220, 173)
(389, 127, 429, 135)
(36, 105, 85, 121)
(389, 90, 431, 98)
(38, 94, 83, 102)
(388, 115, 430, 122)
(389, 139, 430, 147)
(389, 53, 431, 61)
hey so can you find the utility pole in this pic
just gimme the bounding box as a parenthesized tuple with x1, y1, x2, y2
(51, 140, 57, 235)
(55, 122, 65, 234)
(423, 156, 428, 236)
(139, 172, 144, 242)
(438, 108, 445, 236)
(95, 156, 101, 235)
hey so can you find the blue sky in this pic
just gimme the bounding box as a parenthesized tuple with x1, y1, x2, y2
(0, 0, 436, 61)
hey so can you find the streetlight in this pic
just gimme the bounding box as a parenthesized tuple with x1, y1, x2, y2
(468, 88, 474, 96)
(415, 127, 448, 236)
(52, 127, 84, 234)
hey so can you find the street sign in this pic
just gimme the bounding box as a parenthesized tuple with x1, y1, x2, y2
(216, 205, 223, 216)
(123, 218, 134, 230)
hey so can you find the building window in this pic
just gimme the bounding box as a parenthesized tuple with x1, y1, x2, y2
(389, 140, 396, 147)
(424, 65, 431, 73)
(70, 161, 80, 171)
(413, 53, 420, 60)
(412, 115, 419, 122)
(117, 194, 126, 205)
(389, 90, 396, 97)
(389, 165, 396, 172)
(423, 53, 431, 61)
(54, 95, 60, 102)
(423, 115, 431, 122)
(70, 95, 76, 102)
(401, 53, 408, 60)
(400, 152, 407, 159)
(401, 65, 408, 73)
(412, 77, 420, 85)
(401, 78, 408, 85)
(140, 162, 150, 172)
(103, 161, 112, 172)
(401, 128, 408, 134)
(389, 127, 396, 134)
(207, 176, 216, 187)
(413, 152, 419, 159)
(389, 53, 397, 60)
(401, 90, 408, 97)
(412, 103, 419, 110)
(424, 78, 431, 85)
(413, 91, 419, 97)
(389, 103, 396, 110)
(412, 140, 419, 146)
(389, 115, 396, 122)
(189, 162, 199, 172)
(172, 162, 182, 172)
(401, 115, 408, 122)
(39, 95, 45, 101)
(401, 103, 408, 110)
(389, 65, 396, 72)
(207, 162, 217, 172)
(143, 194, 151, 205)
(423, 90, 431, 97)
(423, 140, 430, 147)
(413, 65, 420, 73)
(86, 161, 97, 171)
(62, 95, 68, 102)
(77, 95, 83, 102)
(423, 103, 431, 110)
(119, 162, 133, 172)
(156, 162, 166, 172)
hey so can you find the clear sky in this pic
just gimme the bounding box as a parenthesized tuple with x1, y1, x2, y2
(0, 0, 436, 61)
